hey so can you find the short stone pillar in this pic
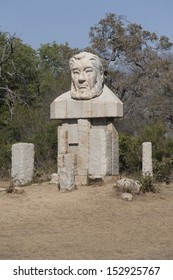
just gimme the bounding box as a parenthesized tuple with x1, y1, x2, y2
(11, 143, 34, 185)
(50, 52, 123, 191)
(142, 142, 153, 176)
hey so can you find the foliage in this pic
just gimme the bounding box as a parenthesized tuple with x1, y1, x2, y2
(0, 33, 40, 120)
(119, 121, 173, 180)
(0, 33, 75, 178)
(119, 133, 142, 174)
(138, 121, 167, 161)
(0, 144, 11, 177)
(38, 42, 78, 117)
(153, 158, 173, 184)
(0, 104, 59, 177)
(89, 13, 173, 134)
(140, 175, 157, 193)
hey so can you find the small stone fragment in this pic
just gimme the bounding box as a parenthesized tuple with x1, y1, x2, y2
(121, 192, 133, 201)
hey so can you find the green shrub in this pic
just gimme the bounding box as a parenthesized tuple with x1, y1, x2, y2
(119, 121, 173, 177)
(140, 175, 157, 193)
(139, 121, 167, 161)
(153, 158, 173, 184)
(0, 144, 11, 177)
(0, 105, 59, 177)
(119, 133, 142, 174)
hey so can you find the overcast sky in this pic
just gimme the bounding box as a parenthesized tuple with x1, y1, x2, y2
(1, 0, 173, 50)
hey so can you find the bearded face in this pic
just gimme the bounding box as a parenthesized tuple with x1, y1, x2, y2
(69, 52, 104, 100)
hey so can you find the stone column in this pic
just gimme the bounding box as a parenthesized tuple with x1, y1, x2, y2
(11, 143, 34, 185)
(142, 142, 153, 176)
(57, 124, 77, 191)
(89, 127, 112, 179)
(107, 121, 119, 175)
(76, 119, 90, 185)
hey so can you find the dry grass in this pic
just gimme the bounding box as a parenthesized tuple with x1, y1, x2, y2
(0, 180, 173, 260)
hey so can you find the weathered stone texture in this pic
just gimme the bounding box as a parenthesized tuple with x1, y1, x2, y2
(58, 154, 64, 170)
(64, 153, 77, 172)
(107, 122, 119, 175)
(77, 119, 90, 176)
(49, 173, 59, 184)
(58, 126, 68, 154)
(75, 175, 88, 186)
(57, 119, 120, 187)
(142, 142, 153, 176)
(89, 128, 112, 178)
(121, 192, 133, 201)
(11, 143, 34, 185)
(50, 85, 123, 119)
(59, 167, 76, 192)
(115, 178, 142, 195)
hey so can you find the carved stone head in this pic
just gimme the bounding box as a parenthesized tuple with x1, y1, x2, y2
(69, 52, 104, 100)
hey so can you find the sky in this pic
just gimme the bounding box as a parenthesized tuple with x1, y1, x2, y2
(1, 0, 173, 50)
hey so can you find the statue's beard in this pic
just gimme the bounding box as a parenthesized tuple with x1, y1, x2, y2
(71, 81, 103, 100)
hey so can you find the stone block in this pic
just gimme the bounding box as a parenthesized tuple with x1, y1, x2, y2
(64, 153, 77, 172)
(66, 99, 92, 118)
(121, 193, 133, 201)
(58, 154, 64, 170)
(50, 85, 123, 119)
(11, 143, 34, 185)
(66, 122, 78, 144)
(107, 122, 119, 175)
(88, 128, 112, 178)
(58, 126, 68, 154)
(142, 142, 153, 176)
(49, 173, 59, 184)
(68, 144, 78, 153)
(115, 178, 142, 194)
(91, 102, 106, 118)
(59, 167, 76, 192)
(75, 175, 88, 186)
(50, 99, 67, 119)
(77, 119, 90, 176)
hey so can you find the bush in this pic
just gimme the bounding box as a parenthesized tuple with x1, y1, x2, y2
(119, 133, 142, 174)
(140, 175, 157, 193)
(0, 105, 59, 178)
(0, 144, 11, 177)
(153, 158, 173, 184)
(119, 121, 173, 177)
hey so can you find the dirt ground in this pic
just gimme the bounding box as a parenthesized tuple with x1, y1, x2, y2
(0, 180, 173, 260)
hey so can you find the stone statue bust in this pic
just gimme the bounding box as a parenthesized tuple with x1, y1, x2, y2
(69, 52, 104, 100)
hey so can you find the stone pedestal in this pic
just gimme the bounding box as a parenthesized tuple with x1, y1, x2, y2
(51, 85, 123, 190)
(11, 143, 34, 185)
(142, 142, 153, 176)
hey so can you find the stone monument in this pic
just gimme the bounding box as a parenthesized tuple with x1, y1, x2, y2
(50, 52, 123, 191)
(142, 142, 153, 176)
(11, 143, 34, 185)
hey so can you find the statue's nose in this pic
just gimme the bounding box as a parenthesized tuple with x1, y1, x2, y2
(78, 72, 86, 82)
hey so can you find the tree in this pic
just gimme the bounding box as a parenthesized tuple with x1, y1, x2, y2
(89, 13, 173, 134)
(37, 42, 79, 117)
(0, 36, 79, 177)
(0, 31, 40, 121)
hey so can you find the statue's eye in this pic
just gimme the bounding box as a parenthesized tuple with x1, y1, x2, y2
(73, 70, 79, 75)
(86, 68, 93, 73)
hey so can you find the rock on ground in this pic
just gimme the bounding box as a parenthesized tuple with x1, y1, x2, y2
(121, 192, 133, 201)
(115, 178, 142, 194)
(49, 173, 59, 184)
